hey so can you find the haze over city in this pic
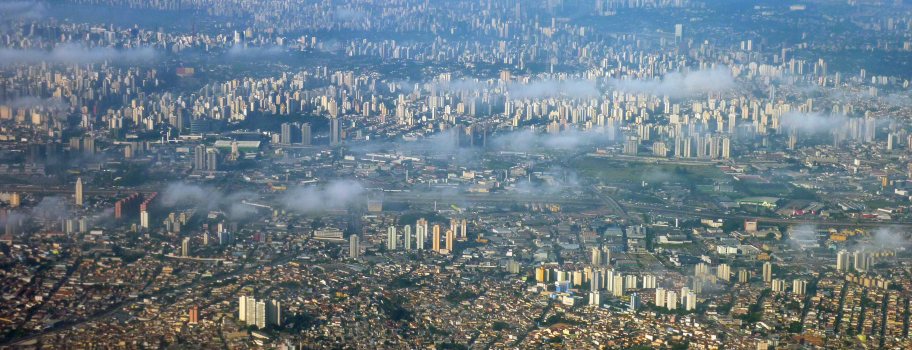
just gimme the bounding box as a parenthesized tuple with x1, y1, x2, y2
(1, 0, 912, 349)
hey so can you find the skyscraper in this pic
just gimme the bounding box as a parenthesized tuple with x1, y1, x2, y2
(239, 296, 248, 321)
(416, 219, 427, 250)
(75, 177, 84, 207)
(255, 300, 267, 329)
(836, 249, 850, 271)
(330, 118, 340, 146)
(762, 262, 773, 283)
(140, 210, 149, 229)
(717, 263, 731, 282)
(656, 288, 666, 308)
(189, 305, 199, 324)
(612, 275, 623, 297)
(432, 224, 441, 252)
(591, 247, 602, 266)
(387, 226, 397, 250)
(300, 123, 312, 145)
(793, 279, 807, 295)
(445, 229, 454, 254)
(194, 144, 207, 170)
(182, 237, 190, 257)
(684, 290, 697, 311)
(245, 297, 256, 325)
(403, 225, 412, 251)
(853, 251, 869, 272)
(280, 122, 293, 144)
(666, 291, 678, 310)
(349, 235, 360, 259)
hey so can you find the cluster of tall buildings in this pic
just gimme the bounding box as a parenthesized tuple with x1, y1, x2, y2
(278, 122, 312, 145)
(238, 296, 283, 329)
(193, 145, 220, 172)
(836, 249, 895, 273)
(655, 287, 698, 311)
(386, 217, 465, 254)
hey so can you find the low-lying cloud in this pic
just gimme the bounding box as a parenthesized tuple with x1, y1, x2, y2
(0, 44, 157, 66)
(226, 45, 283, 58)
(490, 127, 617, 152)
(161, 182, 260, 220)
(780, 112, 847, 133)
(281, 180, 366, 213)
(610, 67, 735, 98)
(508, 78, 599, 99)
(2, 96, 70, 112)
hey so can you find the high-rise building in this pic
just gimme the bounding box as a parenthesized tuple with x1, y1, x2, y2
(772, 279, 787, 292)
(194, 144, 207, 170)
(762, 262, 773, 283)
(591, 247, 603, 266)
(683, 289, 697, 311)
(449, 218, 457, 238)
(267, 300, 283, 327)
(836, 249, 850, 271)
(460, 219, 467, 240)
(793, 279, 807, 295)
(387, 226, 397, 250)
(589, 291, 601, 306)
(629, 293, 640, 312)
(432, 224, 441, 252)
(255, 300, 267, 329)
(602, 246, 611, 266)
(140, 210, 150, 229)
(300, 123, 312, 145)
(9, 192, 20, 208)
(75, 177, 84, 207)
(206, 148, 219, 171)
(642, 274, 657, 289)
(717, 264, 731, 282)
(695, 263, 710, 277)
(349, 235, 360, 259)
(853, 251, 869, 272)
(625, 275, 637, 290)
(239, 296, 248, 321)
(666, 291, 678, 310)
(591, 271, 601, 292)
(181, 237, 190, 257)
(280, 122, 293, 145)
(656, 288, 667, 308)
(330, 118, 340, 146)
(245, 297, 256, 325)
(416, 219, 427, 250)
(403, 225, 412, 251)
(189, 306, 199, 324)
(445, 229, 454, 254)
(738, 269, 750, 284)
(612, 275, 624, 297)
